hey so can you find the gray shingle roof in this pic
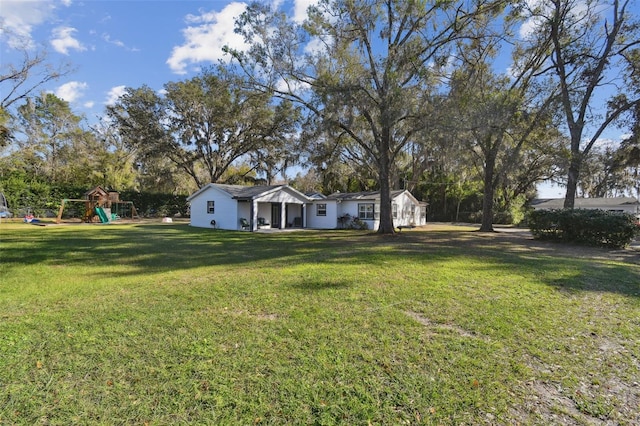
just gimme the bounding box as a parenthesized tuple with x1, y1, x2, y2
(214, 184, 284, 199)
(187, 183, 313, 203)
(325, 190, 406, 201)
(531, 197, 639, 209)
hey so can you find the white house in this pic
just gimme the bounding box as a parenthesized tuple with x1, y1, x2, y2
(188, 184, 428, 231)
(530, 197, 640, 216)
(306, 190, 428, 230)
(187, 184, 312, 231)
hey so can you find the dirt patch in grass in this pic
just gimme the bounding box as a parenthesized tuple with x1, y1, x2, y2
(398, 224, 640, 425)
(404, 310, 488, 340)
(517, 339, 640, 425)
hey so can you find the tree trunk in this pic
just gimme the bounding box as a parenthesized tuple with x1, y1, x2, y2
(480, 154, 496, 232)
(377, 134, 395, 234)
(563, 154, 580, 209)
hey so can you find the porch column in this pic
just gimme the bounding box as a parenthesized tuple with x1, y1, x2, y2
(301, 204, 305, 228)
(251, 200, 258, 231)
(280, 202, 286, 229)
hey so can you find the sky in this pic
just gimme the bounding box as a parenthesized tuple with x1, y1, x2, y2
(1, 0, 633, 198)
(0, 0, 313, 114)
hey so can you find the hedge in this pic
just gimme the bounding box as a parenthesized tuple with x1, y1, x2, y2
(528, 208, 640, 249)
(0, 178, 189, 219)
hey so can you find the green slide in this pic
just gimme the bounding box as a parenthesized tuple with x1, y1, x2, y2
(95, 207, 110, 223)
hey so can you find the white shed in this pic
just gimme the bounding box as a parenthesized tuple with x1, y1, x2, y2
(187, 184, 312, 231)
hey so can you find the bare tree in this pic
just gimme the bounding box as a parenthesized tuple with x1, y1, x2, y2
(1, 30, 73, 146)
(516, 0, 640, 208)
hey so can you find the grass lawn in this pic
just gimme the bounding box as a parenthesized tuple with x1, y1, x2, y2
(1, 221, 639, 425)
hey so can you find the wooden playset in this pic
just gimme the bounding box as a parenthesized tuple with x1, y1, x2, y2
(56, 186, 139, 223)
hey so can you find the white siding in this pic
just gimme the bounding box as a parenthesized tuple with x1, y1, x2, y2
(189, 184, 312, 231)
(237, 201, 251, 230)
(307, 201, 338, 229)
(189, 186, 238, 229)
(256, 204, 271, 226)
(393, 192, 426, 227)
(326, 191, 426, 230)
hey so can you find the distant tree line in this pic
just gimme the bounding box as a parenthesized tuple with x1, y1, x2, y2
(1, 0, 638, 232)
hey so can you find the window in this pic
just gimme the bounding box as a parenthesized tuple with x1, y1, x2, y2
(207, 201, 215, 214)
(358, 203, 374, 220)
(392, 203, 398, 219)
(316, 203, 327, 216)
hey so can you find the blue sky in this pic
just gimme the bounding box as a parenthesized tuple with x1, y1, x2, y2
(1, 0, 633, 198)
(1, 0, 312, 116)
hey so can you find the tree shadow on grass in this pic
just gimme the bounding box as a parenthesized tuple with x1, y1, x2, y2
(291, 278, 353, 291)
(2, 223, 638, 298)
(380, 229, 640, 298)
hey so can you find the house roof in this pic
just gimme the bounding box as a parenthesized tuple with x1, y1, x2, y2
(213, 184, 285, 200)
(325, 189, 426, 204)
(325, 190, 401, 201)
(306, 192, 327, 200)
(531, 197, 640, 209)
(187, 183, 311, 202)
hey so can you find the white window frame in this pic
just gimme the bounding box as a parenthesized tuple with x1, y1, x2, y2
(358, 203, 374, 220)
(316, 203, 327, 216)
(207, 200, 215, 214)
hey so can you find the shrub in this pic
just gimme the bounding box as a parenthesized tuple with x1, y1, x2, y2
(119, 191, 189, 217)
(528, 209, 640, 249)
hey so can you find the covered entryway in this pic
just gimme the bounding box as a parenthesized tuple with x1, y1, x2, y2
(248, 186, 311, 231)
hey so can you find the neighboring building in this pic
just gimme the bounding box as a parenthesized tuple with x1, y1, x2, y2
(187, 184, 428, 231)
(530, 197, 640, 216)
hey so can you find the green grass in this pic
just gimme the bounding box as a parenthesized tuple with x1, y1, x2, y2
(1, 222, 639, 425)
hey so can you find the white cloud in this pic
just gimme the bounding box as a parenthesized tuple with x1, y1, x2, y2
(102, 33, 140, 52)
(518, 0, 594, 39)
(518, 18, 539, 39)
(51, 26, 86, 55)
(55, 81, 88, 103)
(620, 133, 632, 141)
(275, 76, 310, 94)
(105, 85, 126, 106)
(293, 0, 318, 24)
(304, 36, 327, 56)
(166, 2, 248, 74)
(0, 0, 56, 49)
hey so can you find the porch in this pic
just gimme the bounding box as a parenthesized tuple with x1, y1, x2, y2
(237, 200, 307, 231)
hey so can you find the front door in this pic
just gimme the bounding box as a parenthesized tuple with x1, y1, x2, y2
(271, 203, 281, 228)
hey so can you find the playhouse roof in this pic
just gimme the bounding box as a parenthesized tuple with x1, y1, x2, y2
(84, 186, 108, 198)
